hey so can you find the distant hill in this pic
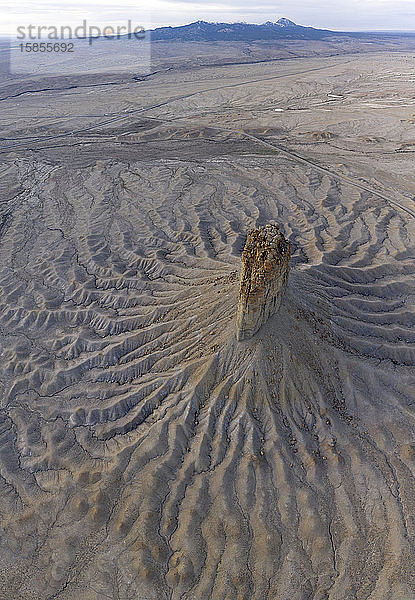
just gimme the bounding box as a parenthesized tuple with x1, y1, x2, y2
(149, 18, 344, 42)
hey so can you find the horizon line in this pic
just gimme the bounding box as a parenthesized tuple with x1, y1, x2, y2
(1, 19, 415, 37)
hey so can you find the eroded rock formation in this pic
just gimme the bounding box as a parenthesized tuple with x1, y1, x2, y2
(236, 223, 291, 340)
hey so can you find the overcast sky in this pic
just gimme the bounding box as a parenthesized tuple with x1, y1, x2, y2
(2, 0, 415, 35)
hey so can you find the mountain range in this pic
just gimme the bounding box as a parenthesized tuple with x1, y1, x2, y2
(149, 18, 344, 42)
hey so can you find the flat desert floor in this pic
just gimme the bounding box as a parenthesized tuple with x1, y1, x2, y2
(0, 45, 414, 599)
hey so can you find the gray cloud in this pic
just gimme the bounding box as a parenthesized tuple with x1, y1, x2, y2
(148, 0, 415, 31)
(2, 0, 415, 35)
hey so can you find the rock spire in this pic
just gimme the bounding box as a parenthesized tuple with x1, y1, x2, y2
(236, 223, 291, 340)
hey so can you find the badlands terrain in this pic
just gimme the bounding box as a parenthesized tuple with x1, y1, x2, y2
(0, 40, 414, 599)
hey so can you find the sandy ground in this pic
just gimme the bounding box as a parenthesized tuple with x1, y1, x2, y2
(0, 44, 414, 599)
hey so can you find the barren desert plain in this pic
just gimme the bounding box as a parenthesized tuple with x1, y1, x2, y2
(0, 36, 414, 599)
